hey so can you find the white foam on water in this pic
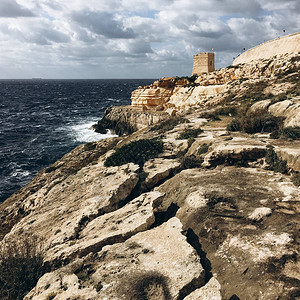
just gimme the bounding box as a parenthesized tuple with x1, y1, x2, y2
(68, 120, 118, 143)
(11, 169, 30, 178)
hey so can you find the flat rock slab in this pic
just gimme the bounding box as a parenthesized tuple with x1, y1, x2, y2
(26, 218, 205, 300)
(45, 191, 163, 263)
(1, 163, 140, 260)
(144, 158, 181, 189)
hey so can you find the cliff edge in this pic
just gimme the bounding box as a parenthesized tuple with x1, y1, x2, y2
(0, 47, 299, 300)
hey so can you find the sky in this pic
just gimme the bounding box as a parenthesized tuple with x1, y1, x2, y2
(0, 0, 299, 79)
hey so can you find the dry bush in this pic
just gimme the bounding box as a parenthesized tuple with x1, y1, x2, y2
(0, 236, 45, 300)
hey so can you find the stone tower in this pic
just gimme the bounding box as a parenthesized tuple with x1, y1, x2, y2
(192, 52, 215, 75)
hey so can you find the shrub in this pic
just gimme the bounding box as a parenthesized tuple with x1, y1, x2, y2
(180, 155, 203, 169)
(175, 74, 198, 84)
(226, 118, 241, 132)
(200, 111, 221, 121)
(0, 237, 45, 300)
(291, 173, 300, 186)
(178, 128, 203, 139)
(187, 137, 195, 148)
(104, 139, 163, 167)
(270, 127, 300, 140)
(198, 143, 210, 155)
(265, 146, 288, 174)
(280, 127, 300, 140)
(215, 106, 238, 116)
(227, 109, 284, 134)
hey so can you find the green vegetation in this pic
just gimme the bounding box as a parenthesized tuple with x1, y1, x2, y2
(227, 109, 284, 134)
(180, 155, 203, 169)
(265, 146, 288, 174)
(175, 74, 198, 84)
(276, 127, 300, 140)
(104, 139, 163, 167)
(291, 173, 300, 187)
(0, 237, 45, 300)
(178, 128, 203, 139)
(150, 116, 186, 133)
(198, 143, 210, 155)
(187, 137, 195, 148)
(200, 106, 238, 121)
(238, 80, 268, 102)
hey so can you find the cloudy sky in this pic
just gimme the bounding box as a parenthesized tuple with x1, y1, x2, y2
(0, 0, 299, 79)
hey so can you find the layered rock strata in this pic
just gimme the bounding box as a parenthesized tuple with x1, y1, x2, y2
(131, 53, 300, 119)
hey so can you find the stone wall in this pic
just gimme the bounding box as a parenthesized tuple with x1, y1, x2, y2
(233, 32, 300, 65)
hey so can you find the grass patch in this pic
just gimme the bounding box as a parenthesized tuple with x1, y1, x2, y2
(178, 128, 203, 139)
(0, 237, 45, 300)
(104, 139, 163, 167)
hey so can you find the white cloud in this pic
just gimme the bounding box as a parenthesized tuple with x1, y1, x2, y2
(0, 0, 35, 18)
(0, 0, 299, 78)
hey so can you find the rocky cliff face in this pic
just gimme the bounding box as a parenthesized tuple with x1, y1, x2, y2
(131, 53, 300, 128)
(0, 54, 299, 300)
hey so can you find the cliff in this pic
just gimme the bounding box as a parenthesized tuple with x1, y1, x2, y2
(0, 51, 299, 299)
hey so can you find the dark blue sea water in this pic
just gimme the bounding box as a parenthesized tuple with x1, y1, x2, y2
(0, 79, 155, 203)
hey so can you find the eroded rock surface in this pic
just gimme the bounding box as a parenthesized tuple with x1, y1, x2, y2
(26, 218, 205, 300)
(157, 167, 300, 299)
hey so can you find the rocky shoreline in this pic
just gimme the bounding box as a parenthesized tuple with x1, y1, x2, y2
(0, 52, 299, 299)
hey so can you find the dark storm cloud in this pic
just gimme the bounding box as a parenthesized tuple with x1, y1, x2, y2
(0, 0, 35, 18)
(71, 10, 136, 39)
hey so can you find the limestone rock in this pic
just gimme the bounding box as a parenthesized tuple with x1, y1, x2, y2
(202, 143, 266, 167)
(44, 191, 163, 264)
(248, 207, 272, 221)
(157, 166, 300, 299)
(26, 218, 205, 300)
(144, 158, 181, 189)
(183, 277, 222, 300)
(165, 107, 177, 116)
(131, 52, 299, 110)
(93, 106, 170, 135)
(1, 163, 140, 263)
(268, 98, 300, 127)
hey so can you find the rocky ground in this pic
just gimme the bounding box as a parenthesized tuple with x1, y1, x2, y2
(0, 53, 299, 299)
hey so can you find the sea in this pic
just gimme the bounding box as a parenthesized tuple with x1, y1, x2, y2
(0, 79, 155, 203)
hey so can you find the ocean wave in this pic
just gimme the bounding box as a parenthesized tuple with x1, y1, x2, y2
(67, 120, 117, 143)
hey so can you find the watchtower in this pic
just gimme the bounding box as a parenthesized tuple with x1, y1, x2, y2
(192, 52, 215, 75)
